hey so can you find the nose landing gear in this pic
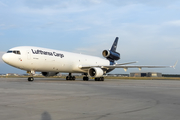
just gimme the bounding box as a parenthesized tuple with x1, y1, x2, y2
(27, 70, 35, 82)
(28, 77, 34, 82)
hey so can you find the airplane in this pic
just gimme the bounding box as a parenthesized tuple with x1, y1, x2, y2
(2, 37, 176, 82)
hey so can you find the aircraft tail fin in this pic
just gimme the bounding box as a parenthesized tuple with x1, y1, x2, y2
(110, 37, 119, 52)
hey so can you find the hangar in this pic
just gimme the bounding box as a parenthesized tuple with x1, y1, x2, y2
(130, 72, 162, 77)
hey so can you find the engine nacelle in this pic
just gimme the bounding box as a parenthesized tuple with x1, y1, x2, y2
(42, 72, 59, 77)
(88, 67, 104, 77)
(102, 50, 120, 61)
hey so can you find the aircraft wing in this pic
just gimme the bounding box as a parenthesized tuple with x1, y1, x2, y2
(80, 65, 171, 70)
(79, 61, 177, 71)
(101, 65, 171, 71)
(115, 61, 138, 65)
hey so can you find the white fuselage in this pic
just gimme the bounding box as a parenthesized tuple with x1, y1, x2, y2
(2, 46, 110, 73)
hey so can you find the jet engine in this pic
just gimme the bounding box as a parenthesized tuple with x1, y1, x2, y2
(42, 72, 59, 77)
(102, 50, 120, 61)
(88, 67, 104, 77)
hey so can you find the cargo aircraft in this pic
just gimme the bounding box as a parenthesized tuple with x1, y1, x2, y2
(2, 37, 176, 81)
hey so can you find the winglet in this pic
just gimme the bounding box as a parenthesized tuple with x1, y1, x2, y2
(171, 60, 178, 69)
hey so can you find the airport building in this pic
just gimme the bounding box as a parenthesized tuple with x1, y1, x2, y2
(129, 72, 162, 77)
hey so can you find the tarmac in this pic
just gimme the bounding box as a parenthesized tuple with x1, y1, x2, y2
(0, 78, 180, 120)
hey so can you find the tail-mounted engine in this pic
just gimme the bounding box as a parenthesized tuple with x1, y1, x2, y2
(102, 37, 120, 62)
(102, 50, 120, 61)
(42, 72, 59, 77)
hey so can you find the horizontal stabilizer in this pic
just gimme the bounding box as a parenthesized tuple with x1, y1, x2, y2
(171, 60, 178, 69)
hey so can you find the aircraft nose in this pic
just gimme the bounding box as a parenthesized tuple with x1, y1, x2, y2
(2, 53, 10, 63)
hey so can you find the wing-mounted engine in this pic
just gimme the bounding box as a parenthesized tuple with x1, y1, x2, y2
(88, 67, 104, 77)
(102, 37, 120, 62)
(42, 72, 59, 77)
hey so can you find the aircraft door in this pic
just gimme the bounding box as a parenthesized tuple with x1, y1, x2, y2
(27, 50, 31, 60)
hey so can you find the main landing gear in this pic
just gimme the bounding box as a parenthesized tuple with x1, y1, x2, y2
(82, 74, 104, 81)
(83, 76, 89, 81)
(95, 77, 104, 81)
(83, 77, 104, 81)
(82, 73, 89, 81)
(66, 73, 76, 81)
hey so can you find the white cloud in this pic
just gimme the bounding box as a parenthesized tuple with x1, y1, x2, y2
(0, 32, 4, 36)
(105, 0, 179, 7)
(67, 26, 91, 31)
(24, 0, 102, 9)
(89, 0, 102, 4)
(0, 24, 17, 30)
(16, 5, 87, 15)
(20, 0, 102, 15)
(75, 47, 99, 54)
(163, 20, 180, 26)
(0, 1, 8, 7)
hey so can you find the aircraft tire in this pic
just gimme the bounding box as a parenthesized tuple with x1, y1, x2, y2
(95, 78, 98, 81)
(100, 77, 104, 81)
(72, 76, 76, 81)
(95, 77, 104, 81)
(66, 76, 69, 80)
(83, 77, 89, 81)
(66, 76, 75, 81)
(28, 77, 34, 82)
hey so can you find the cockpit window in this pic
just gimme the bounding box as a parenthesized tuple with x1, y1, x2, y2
(7, 51, 13, 53)
(7, 50, 21, 55)
(17, 51, 21, 54)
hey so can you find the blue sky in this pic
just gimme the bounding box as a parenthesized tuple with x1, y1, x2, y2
(0, 0, 180, 74)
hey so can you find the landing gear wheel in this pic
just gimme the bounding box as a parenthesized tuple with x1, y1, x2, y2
(28, 77, 34, 82)
(66, 73, 76, 81)
(100, 77, 104, 81)
(72, 76, 76, 80)
(95, 77, 104, 81)
(66, 76, 70, 80)
(83, 77, 89, 81)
